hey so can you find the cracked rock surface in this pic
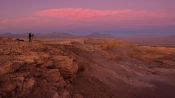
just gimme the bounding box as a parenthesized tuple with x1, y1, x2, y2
(0, 38, 175, 98)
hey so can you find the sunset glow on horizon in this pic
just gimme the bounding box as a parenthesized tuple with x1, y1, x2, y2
(0, 0, 175, 35)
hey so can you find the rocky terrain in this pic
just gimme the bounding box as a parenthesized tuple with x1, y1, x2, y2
(0, 38, 175, 98)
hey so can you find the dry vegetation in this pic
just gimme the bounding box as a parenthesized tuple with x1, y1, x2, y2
(0, 38, 175, 98)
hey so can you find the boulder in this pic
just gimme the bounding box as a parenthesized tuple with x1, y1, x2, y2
(51, 56, 78, 79)
(46, 69, 61, 82)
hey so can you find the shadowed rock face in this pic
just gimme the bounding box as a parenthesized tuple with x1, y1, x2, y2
(0, 38, 175, 98)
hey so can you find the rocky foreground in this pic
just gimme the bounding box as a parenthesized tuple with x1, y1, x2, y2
(0, 38, 175, 98)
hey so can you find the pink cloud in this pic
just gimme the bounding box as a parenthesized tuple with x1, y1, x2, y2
(36, 8, 132, 20)
(0, 8, 174, 32)
(36, 8, 173, 22)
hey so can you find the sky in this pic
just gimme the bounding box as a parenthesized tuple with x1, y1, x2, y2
(0, 0, 175, 36)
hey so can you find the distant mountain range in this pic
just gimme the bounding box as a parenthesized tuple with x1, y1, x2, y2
(0, 32, 113, 39)
(0, 32, 174, 46)
(123, 34, 175, 46)
(35, 32, 78, 38)
(0, 32, 77, 39)
(0, 33, 27, 38)
(86, 32, 113, 38)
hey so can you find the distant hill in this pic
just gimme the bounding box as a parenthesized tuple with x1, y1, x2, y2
(36, 32, 79, 38)
(0, 33, 27, 38)
(85, 32, 113, 38)
(1, 32, 174, 46)
(0, 32, 114, 39)
(0, 32, 79, 39)
(124, 34, 175, 46)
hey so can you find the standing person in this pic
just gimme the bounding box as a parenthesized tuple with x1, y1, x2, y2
(29, 33, 32, 42)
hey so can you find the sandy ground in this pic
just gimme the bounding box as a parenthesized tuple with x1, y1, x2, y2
(0, 38, 175, 98)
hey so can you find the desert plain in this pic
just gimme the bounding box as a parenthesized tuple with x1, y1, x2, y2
(0, 37, 175, 98)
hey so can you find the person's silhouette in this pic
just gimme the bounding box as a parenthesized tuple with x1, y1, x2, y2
(29, 33, 32, 42)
